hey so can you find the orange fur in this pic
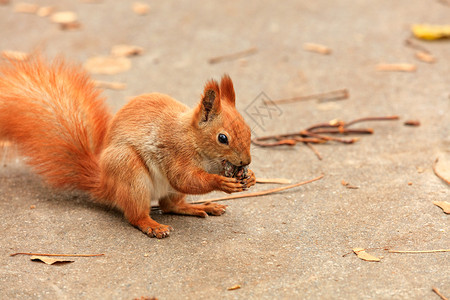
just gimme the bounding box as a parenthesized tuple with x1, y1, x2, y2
(0, 56, 256, 238)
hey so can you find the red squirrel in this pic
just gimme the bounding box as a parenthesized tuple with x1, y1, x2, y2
(0, 56, 256, 238)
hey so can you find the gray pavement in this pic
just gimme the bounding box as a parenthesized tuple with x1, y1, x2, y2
(0, 0, 449, 299)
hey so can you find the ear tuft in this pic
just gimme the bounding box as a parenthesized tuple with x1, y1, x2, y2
(220, 74, 235, 106)
(200, 79, 220, 122)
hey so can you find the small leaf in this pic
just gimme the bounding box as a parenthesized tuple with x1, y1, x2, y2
(412, 24, 450, 40)
(31, 256, 74, 265)
(353, 248, 381, 262)
(433, 201, 450, 214)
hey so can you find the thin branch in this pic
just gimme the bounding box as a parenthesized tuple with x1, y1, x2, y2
(10, 252, 105, 257)
(388, 249, 450, 254)
(433, 158, 450, 185)
(151, 174, 324, 210)
(304, 142, 323, 160)
(265, 89, 348, 105)
(208, 47, 257, 64)
(190, 174, 324, 204)
(433, 287, 449, 300)
(344, 116, 400, 127)
(256, 178, 291, 184)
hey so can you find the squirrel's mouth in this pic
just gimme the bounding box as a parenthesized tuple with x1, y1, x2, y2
(221, 160, 248, 179)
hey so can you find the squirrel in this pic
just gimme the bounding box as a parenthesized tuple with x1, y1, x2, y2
(0, 56, 256, 238)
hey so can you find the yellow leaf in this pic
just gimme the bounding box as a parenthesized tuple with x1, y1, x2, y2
(353, 248, 381, 262)
(412, 24, 450, 40)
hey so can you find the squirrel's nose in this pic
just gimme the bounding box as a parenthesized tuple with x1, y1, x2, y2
(240, 156, 251, 166)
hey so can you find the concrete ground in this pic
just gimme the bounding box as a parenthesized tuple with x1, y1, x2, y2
(0, 0, 449, 299)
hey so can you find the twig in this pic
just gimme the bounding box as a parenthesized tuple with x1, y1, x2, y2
(151, 174, 324, 210)
(208, 47, 257, 64)
(256, 178, 291, 184)
(344, 115, 400, 127)
(304, 142, 322, 160)
(265, 89, 348, 105)
(10, 252, 105, 257)
(387, 249, 450, 254)
(189, 174, 324, 204)
(433, 158, 450, 185)
(404, 38, 431, 54)
(433, 287, 449, 300)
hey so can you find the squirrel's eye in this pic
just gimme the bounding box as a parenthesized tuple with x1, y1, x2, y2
(218, 133, 229, 145)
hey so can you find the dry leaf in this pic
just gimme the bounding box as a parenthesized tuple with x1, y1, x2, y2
(227, 284, 241, 291)
(50, 11, 80, 30)
(132, 2, 150, 15)
(303, 43, 331, 55)
(353, 248, 381, 262)
(14, 2, 39, 13)
(94, 80, 127, 90)
(412, 24, 450, 40)
(84, 56, 131, 75)
(1, 50, 29, 61)
(376, 63, 416, 72)
(111, 44, 144, 57)
(36, 6, 54, 17)
(415, 51, 436, 63)
(433, 201, 450, 214)
(31, 256, 74, 265)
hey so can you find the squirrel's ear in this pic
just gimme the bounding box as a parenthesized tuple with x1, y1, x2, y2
(194, 79, 221, 125)
(220, 74, 235, 106)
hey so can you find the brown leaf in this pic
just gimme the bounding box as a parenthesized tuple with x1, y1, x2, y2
(31, 256, 74, 265)
(111, 44, 144, 57)
(227, 284, 241, 291)
(84, 56, 131, 75)
(433, 201, 450, 214)
(353, 248, 381, 262)
(14, 2, 39, 14)
(132, 2, 150, 15)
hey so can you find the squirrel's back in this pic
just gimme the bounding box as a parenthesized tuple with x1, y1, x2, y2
(0, 56, 111, 191)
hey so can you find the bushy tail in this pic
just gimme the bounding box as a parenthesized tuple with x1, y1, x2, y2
(0, 56, 111, 192)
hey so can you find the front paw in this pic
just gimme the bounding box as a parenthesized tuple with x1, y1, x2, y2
(147, 224, 173, 239)
(217, 175, 246, 193)
(241, 169, 256, 188)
